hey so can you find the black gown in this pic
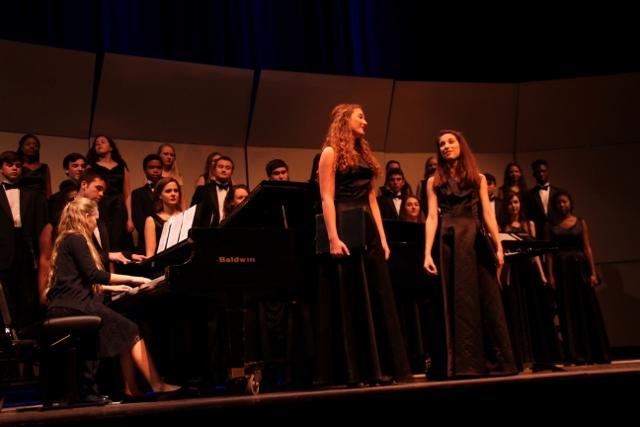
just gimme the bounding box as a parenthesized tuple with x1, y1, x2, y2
(20, 163, 49, 196)
(435, 179, 516, 377)
(550, 219, 610, 364)
(89, 163, 133, 251)
(315, 160, 411, 386)
(501, 224, 563, 370)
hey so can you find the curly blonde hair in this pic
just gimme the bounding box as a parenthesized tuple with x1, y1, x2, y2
(321, 103, 380, 177)
(45, 197, 105, 296)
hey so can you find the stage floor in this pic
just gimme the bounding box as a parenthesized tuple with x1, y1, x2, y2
(2, 359, 639, 425)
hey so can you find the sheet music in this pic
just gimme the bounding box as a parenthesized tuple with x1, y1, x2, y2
(156, 219, 171, 253)
(179, 205, 196, 242)
(166, 213, 183, 248)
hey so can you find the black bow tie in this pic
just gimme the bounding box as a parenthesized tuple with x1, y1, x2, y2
(147, 182, 155, 191)
(537, 184, 550, 191)
(2, 182, 19, 190)
(393, 193, 402, 200)
(214, 182, 230, 191)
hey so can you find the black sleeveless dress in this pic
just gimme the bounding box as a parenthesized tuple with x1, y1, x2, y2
(550, 219, 610, 364)
(21, 163, 49, 196)
(501, 224, 564, 369)
(435, 179, 516, 377)
(315, 160, 411, 386)
(90, 162, 133, 251)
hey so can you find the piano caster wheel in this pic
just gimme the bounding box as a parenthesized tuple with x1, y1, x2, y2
(245, 372, 260, 395)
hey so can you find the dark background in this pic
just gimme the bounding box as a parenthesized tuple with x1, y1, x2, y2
(1, 0, 637, 83)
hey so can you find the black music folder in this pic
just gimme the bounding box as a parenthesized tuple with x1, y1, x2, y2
(315, 207, 366, 255)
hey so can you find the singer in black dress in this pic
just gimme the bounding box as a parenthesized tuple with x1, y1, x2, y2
(315, 103, 411, 387)
(424, 130, 516, 378)
(547, 190, 610, 364)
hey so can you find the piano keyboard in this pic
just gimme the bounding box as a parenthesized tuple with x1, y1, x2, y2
(111, 274, 166, 302)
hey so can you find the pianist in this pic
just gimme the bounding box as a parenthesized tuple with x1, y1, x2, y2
(45, 197, 181, 401)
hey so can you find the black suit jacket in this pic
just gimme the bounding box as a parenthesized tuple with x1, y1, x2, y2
(131, 185, 155, 250)
(0, 186, 48, 270)
(527, 184, 563, 238)
(191, 182, 222, 227)
(377, 193, 400, 220)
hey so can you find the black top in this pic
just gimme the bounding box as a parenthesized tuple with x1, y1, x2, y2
(334, 160, 373, 204)
(47, 233, 111, 312)
(90, 163, 125, 197)
(20, 163, 49, 195)
(435, 179, 476, 219)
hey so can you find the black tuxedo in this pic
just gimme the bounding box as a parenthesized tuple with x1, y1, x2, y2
(378, 195, 400, 220)
(377, 187, 408, 220)
(0, 185, 48, 329)
(131, 184, 155, 251)
(527, 184, 563, 238)
(191, 182, 227, 227)
(0, 186, 48, 270)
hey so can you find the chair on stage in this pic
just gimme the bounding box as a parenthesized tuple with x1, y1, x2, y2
(0, 281, 103, 409)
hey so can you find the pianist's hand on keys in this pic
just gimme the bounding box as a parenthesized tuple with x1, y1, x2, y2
(100, 275, 150, 294)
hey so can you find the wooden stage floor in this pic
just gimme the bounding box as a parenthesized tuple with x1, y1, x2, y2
(2, 359, 639, 425)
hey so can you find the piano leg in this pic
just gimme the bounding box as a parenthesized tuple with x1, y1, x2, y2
(223, 292, 263, 395)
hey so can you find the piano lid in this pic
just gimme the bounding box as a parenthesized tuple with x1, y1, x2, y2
(220, 180, 315, 229)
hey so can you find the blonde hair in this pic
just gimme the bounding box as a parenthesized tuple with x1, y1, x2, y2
(321, 103, 380, 178)
(157, 143, 184, 186)
(45, 197, 104, 296)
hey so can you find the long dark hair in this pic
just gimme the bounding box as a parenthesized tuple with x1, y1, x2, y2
(500, 162, 527, 195)
(502, 192, 530, 233)
(432, 129, 481, 189)
(87, 135, 128, 169)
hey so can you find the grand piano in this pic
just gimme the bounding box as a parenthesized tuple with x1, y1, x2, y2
(113, 180, 316, 393)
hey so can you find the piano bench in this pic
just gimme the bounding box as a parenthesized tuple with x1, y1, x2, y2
(39, 315, 102, 408)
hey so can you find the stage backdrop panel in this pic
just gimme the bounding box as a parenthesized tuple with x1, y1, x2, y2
(516, 73, 640, 152)
(93, 53, 253, 146)
(0, 40, 95, 137)
(386, 81, 518, 153)
(248, 70, 393, 151)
